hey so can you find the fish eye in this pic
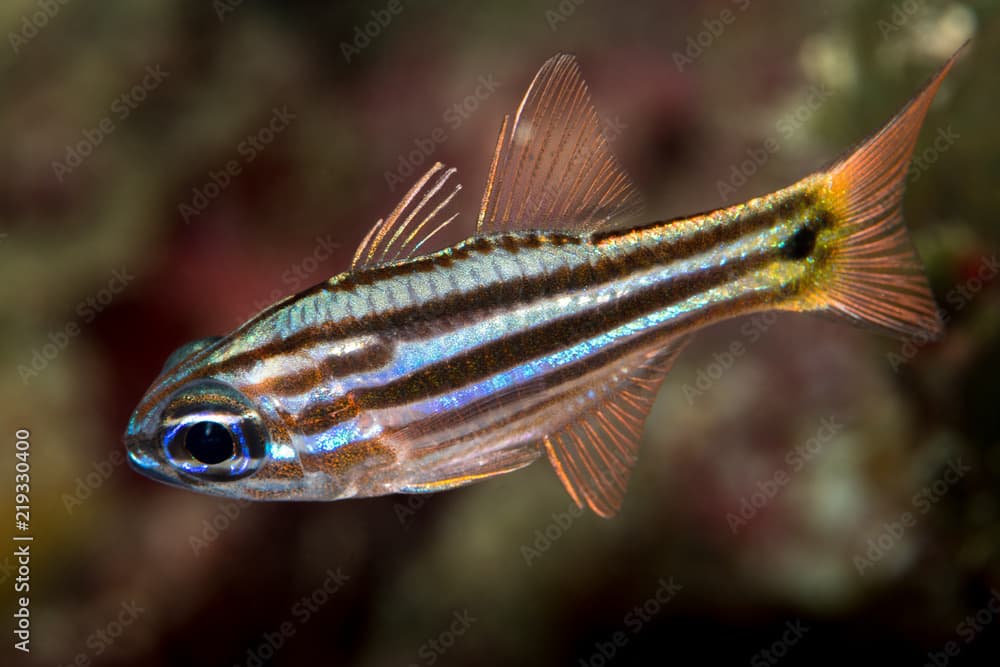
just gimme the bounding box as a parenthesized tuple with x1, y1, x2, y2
(184, 421, 235, 464)
(159, 381, 267, 479)
(781, 225, 817, 261)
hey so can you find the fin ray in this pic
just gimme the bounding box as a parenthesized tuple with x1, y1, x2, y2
(477, 54, 643, 235)
(544, 337, 689, 518)
(804, 44, 967, 339)
(351, 162, 462, 270)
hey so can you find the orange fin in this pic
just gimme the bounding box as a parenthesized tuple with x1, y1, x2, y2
(477, 54, 643, 235)
(351, 162, 462, 270)
(544, 337, 689, 518)
(815, 44, 966, 339)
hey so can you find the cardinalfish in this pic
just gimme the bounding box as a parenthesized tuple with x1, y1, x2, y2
(125, 47, 964, 517)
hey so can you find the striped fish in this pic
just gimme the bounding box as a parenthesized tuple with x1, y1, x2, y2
(125, 47, 963, 517)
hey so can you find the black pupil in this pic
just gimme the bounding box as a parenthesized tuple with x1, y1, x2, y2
(782, 226, 817, 260)
(185, 421, 235, 464)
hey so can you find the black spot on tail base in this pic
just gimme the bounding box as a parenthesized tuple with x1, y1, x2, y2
(782, 226, 817, 260)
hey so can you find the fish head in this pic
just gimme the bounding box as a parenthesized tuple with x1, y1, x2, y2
(123, 334, 313, 500)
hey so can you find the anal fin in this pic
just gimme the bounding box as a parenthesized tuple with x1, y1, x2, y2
(544, 336, 689, 518)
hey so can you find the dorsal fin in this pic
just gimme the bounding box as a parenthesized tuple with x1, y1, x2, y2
(544, 337, 689, 517)
(351, 162, 462, 270)
(477, 54, 644, 235)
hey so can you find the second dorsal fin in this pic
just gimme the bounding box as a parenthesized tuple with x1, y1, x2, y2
(477, 54, 644, 235)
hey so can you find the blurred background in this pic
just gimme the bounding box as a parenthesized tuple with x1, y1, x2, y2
(1, 0, 998, 665)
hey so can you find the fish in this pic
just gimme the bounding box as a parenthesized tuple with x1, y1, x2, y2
(124, 46, 964, 517)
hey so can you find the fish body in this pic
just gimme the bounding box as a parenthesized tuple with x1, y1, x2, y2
(125, 48, 962, 517)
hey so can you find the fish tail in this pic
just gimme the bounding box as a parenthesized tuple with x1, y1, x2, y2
(794, 45, 965, 340)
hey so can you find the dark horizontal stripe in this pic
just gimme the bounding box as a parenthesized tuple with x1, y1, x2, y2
(349, 249, 779, 412)
(383, 329, 681, 450)
(295, 288, 771, 438)
(293, 247, 779, 436)
(594, 183, 817, 248)
(253, 339, 394, 397)
(299, 434, 397, 478)
(296, 394, 359, 439)
(130, 184, 815, 430)
(220, 191, 819, 377)
(133, 187, 818, 426)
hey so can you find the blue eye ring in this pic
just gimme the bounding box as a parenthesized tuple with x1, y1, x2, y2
(159, 381, 267, 480)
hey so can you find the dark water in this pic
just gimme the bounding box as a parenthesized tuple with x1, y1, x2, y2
(2, 1, 998, 665)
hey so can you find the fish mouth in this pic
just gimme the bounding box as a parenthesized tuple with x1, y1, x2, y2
(123, 434, 178, 486)
(122, 432, 254, 495)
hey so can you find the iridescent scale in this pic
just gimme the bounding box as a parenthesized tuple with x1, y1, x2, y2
(124, 48, 963, 517)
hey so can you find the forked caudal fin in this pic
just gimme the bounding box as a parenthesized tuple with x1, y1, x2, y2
(369, 48, 964, 520)
(795, 44, 966, 340)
